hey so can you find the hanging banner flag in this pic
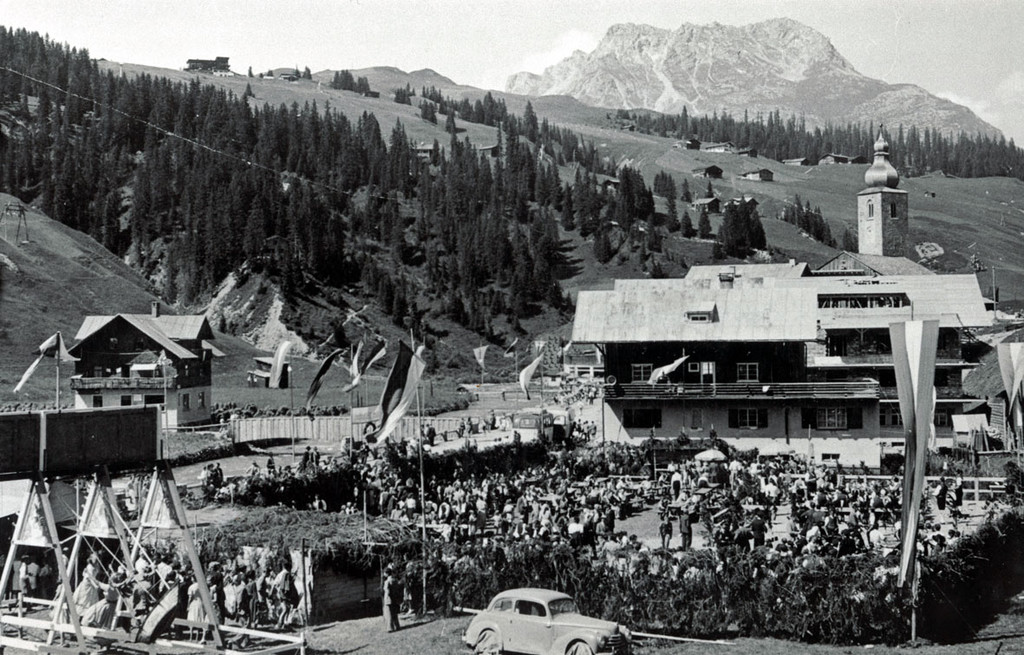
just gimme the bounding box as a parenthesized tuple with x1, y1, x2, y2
(268, 341, 293, 389)
(305, 348, 345, 411)
(997, 342, 1024, 408)
(503, 338, 519, 359)
(889, 319, 939, 590)
(473, 345, 488, 369)
(518, 353, 544, 401)
(371, 341, 426, 444)
(647, 355, 689, 385)
(14, 332, 78, 392)
(343, 338, 387, 393)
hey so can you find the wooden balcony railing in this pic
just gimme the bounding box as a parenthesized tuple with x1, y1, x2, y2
(603, 380, 878, 400)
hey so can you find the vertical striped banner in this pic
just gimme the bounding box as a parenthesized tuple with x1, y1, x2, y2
(889, 320, 939, 589)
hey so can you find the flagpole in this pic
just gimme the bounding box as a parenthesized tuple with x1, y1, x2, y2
(290, 366, 296, 464)
(55, 354, 61, 411)
(407, 320, 428, 615)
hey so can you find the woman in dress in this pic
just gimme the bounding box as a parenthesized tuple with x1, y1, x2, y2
(186, 575, 206, 641)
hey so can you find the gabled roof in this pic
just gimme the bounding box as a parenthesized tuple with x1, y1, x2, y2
(691, 197, 719, 205)
(572, 285, 818, 343)
(72, 313, 212, 359)
(832, 252, 933, 276)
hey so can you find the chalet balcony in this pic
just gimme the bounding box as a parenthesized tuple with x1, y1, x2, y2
(603, 380, 879, 401)
(878, 386, 973, 401)
(807, 353, 969, 368)
(70, 375, 208, 391)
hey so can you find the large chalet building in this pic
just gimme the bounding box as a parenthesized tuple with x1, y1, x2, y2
(572, 132, 993, 468)
(68, 302, 220, 427)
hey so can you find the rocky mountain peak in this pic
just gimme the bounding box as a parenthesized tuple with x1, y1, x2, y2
(506, 18, 998, 138)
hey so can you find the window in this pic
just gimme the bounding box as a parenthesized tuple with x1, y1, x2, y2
(868, 201, 874, 217)
(728, 408, 767, 429)
(180, 392, 190, 411)
(199, 391, 206, 409)
(492, 598, 513, 612)
(120, 395, 132, 406)
(934, 408, 950, 427)
(514, 600, 546, 617)
(821, 453, 840, 462)
(690, 409, 703, 430)
(688, 362, 700, 373)
(623, 408, 662, 429)
(108, 338, 118, 350)
(92, 395, 103, 408)
(736, 362, 759, 382)
(880, 405, 903, 427)
(890, 202, 898, 218)
(631, 363, 652, 383)
(687, 312, 710, 322)
(805, 407, 863, 429)
(93, 366, 104, 377)
(817, 407, 847, 430)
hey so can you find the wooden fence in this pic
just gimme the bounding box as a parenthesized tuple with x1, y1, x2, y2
(228, 415, 487, 444)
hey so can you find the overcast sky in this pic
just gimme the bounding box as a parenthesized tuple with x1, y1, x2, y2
(2, 0, 1022, 140)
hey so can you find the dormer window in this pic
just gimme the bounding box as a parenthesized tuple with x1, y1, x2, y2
(686, 301, 717, 322)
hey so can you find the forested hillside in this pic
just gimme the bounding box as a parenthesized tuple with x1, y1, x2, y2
(2, 25, 1023, 369)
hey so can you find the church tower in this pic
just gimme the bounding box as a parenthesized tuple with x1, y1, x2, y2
(857, 128, 908, 256)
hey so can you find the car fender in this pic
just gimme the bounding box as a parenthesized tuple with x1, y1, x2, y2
(548, 630, 601, 655)
(463, 617, 503, 648)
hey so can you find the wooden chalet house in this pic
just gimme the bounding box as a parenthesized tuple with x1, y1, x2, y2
(692, 165, 723, 180)
(68, 302, 220, 427)
(740, 169, 773, 182)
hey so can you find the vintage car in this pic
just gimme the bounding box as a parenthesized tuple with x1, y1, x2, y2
(463, 588, 630, 655)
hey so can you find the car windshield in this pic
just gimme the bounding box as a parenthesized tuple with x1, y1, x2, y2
(548, 598, 579, 615)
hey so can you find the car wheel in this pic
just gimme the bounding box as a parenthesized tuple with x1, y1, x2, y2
(566, 641, 594, 655)
(474, 629, 501, 655)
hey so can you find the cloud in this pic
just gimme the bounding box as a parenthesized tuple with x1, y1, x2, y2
(516, 29, 600, 75)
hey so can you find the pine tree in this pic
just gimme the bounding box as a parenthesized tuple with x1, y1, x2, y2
(698, 208, 712, 239)
(681, 210, 695, 237)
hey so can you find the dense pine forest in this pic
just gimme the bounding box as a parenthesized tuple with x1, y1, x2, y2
(3, 26, 1024, 350)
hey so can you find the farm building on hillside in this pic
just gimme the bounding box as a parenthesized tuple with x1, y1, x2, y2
(692, 165, 723, 179)
(68, 302, 222, 427)
(186, 57, 230, 72)
(701, 142, 735, 153)
(740, 169, 773, 182)
(691, 197, 721, 214)
(819, 153, 868, 165)
(362, 91, 380, 98)
(724, 196, 759, 212)
(734, 147, 758, 158)
(783, 157, 811, 166)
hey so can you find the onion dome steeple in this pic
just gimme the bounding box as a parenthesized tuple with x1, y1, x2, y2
(864, 124, 900, 189)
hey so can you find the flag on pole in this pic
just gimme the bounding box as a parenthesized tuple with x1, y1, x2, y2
(518, 353, 544, 401)
(473, 346, 488, 369)
(889, 319, 939, 590)
(647, 355, 689, 385)
(14, 332, 77, 392)
(268, 341, 293, 389)
(370, 341, 426, 444)
(342, 338, 387, 393)
(503, 338, 519, 358)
